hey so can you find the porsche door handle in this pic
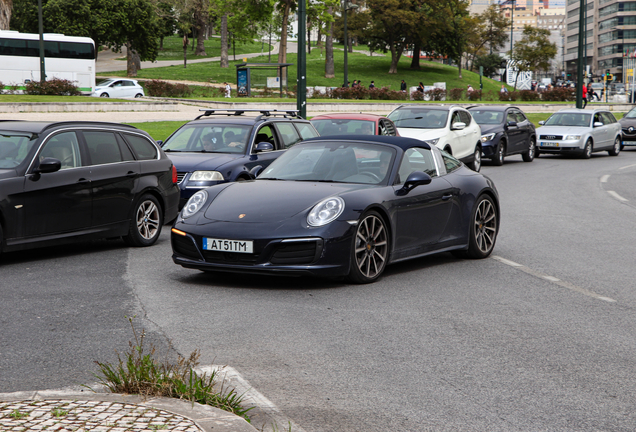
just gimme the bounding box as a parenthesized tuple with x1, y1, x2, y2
(442, 193, 453, 200)
(77, 178, 91, 184)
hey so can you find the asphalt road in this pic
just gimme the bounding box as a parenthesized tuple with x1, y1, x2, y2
(2, 149, 636, 431)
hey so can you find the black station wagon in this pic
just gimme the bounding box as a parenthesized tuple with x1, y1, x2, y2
(0, 121, 180, 254)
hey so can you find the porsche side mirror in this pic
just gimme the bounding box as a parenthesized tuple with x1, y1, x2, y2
(397, 171, 432, 195)
(255, 142, 274, 153)
(33, 157, 61, 174)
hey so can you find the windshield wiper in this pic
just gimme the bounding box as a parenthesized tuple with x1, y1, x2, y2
(258, 177, 286, 181)
(163, 149, 182, 152)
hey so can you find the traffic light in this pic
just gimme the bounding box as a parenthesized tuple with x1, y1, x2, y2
(607, 74, 614, 82)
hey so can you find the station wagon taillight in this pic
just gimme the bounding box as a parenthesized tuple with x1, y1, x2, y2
(172, 165, 178, 184)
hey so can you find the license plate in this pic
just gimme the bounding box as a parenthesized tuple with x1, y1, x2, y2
(541, 142, 559, 147)
(203, 238, 253, 253)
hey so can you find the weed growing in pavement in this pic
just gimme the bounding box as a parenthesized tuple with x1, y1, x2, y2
(150, 425, 169, 431)
(89, 317, 252, 422)
(9, 409, 29, 419)
(51, 408, 69, 418)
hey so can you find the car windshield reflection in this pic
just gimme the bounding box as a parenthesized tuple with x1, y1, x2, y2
(470, 110, 504, 124)
(0, 133, 38, 168)
(544, 113, 591, 127)
(387, 108, 448, 129)
(162, 124, 251, 154)
(259, 142, 396, 185)
(312, 119, 376, 136)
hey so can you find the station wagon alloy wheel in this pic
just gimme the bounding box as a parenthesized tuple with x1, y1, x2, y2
(350, 212, 388, 283)
(124, 194, 164, 247)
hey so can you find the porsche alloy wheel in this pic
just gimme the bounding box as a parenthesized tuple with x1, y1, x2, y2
(349, 211, 389, 283)
(467, 195, 498, 258)
(123, 194, 163, 247)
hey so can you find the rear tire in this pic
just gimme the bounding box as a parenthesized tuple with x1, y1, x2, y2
(348, 211, 389, 284)
(123, 194, 163, 247)
(608, 137, 621, 156)
(135, 93, 143, 98)
(465, 195, 498, 259)
(522, 137, 536, 162)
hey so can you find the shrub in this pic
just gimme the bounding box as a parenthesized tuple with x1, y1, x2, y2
(467, 90, 482, 101)
(144, 79, 192, 98)
(541, 87, 575, 102)
(24, 78, 81, 96)
(425, 88, 447, 101)
(449, 87, 464, 101)
(518, 90, 541, 101)
(411, 90, 425, 101)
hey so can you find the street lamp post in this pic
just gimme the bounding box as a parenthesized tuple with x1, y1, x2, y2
(343, 1, 358, 87)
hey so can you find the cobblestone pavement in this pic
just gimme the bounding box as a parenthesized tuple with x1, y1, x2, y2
(0, 399, 201, 431)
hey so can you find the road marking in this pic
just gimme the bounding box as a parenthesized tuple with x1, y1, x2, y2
(619, 163, 636, 170)
(197, 365, 306, 432)
(600, 174, 610, 183)
(607, 190, 629, 202)
(492, 255, 617, 303)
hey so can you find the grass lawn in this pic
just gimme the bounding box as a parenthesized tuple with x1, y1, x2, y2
(153, 36, 272, 61)
(0, 95, 141, 103)
(99, 47, 510, 96)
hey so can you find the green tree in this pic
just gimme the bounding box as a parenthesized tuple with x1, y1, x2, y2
(465, 4, 509, 72)
(474, 53, 504, 78)
(9, 0, 40, 33)
(512, 25, 557, 89)
(426, 0, 471, 78)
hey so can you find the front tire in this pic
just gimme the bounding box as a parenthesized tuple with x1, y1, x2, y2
(581, 139, 593, 159)
(522, 137, 536, 162)
(469, 145, 482, 172)
(608, 137, 621, 156)
(100, 93, 109, 98)
(492, 142, 505, 166)
(348, 211, 389, 284)
(123, 194, 163, 247)
(135, 93, 143, 98)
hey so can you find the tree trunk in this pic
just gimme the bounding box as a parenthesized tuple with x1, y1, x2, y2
(0, 0, 12, 30)
(126, 43, 137, 77)
(388, 42, 402, 74)
(159, 36, 164, 50)
(457, 54, 463, 79)
(220, 14, 228, 68)
(194, 1, 207, 56)
(307, 25, 311, 54)
(183, 35, 188, 68)
(410, 41, 421, 69)
(133, 50, 141, 70)
(325, 10, 334, 78)
(278, 0, 291, 82)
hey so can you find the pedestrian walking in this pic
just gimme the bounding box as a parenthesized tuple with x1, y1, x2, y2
(500, 84, 508, 94)
(352, 80, 358, 87)
(400, 80, 406, 92)
(224, 82, 231, 98)
(368, 81, 375, 89)
(417, 82, 424, 93)
(582, 83, 588, 108)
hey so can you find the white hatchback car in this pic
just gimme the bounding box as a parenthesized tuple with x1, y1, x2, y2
(536, 108, 622, 158)
(387, 105, 483, 171)
(92, 79, 145, 98)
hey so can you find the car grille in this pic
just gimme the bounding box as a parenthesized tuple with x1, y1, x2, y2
(622, 127, 636, 135)
(270, 240, 323, 265)
(176, 172, 187, 184)
(202, 250, 259, 264)
(172, 234, 201, 260)
(539, 135, 563, 140)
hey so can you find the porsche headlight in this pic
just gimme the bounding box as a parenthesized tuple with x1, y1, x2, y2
(480, 133, 496, 143)
(423, 138, 439, 146)
(307, 197, 345, 227)
(182, 190, 208, 219)
(565, 135, 581, 141)
(190, 171, 224, 181)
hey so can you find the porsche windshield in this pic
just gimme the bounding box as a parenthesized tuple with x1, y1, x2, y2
(259, 142, 396, 185)
(0, 133, 38, 168)
(162, 124, 251, 154)
(312, 119, 376, 136)
(544, 113, 591, 127)
(387, 108, 448, 129)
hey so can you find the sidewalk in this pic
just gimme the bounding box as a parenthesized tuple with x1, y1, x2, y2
(0, 388, 256, 432)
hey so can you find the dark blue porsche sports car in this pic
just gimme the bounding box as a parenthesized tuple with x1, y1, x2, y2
(171, 136, 500, 283)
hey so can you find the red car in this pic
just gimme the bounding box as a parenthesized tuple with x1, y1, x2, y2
(311, 113, 400, 137)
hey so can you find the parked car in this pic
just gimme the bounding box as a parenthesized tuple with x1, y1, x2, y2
(387, 105, 483, 171)
(171, 135, 499, 283)
(92, 78, 145, 98)
(468, 106, 536, 165)
(618, 106, 636, 149)
(310, 113, 399, 136)
(0, 121, 179, 254)
(161, 109, 319, 208)
(536, 108, 622, 158)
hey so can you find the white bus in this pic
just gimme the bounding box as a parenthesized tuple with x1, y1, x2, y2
(0, 30, 95, 94)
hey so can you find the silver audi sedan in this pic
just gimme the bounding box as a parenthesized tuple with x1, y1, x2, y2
(536, 108, 622, 158)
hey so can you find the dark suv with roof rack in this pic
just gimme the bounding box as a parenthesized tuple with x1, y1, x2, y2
(0, 121, 179, 254)
(160, 109, 319, 207)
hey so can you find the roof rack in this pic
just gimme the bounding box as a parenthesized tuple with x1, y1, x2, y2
(195, 109, 301, 120)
